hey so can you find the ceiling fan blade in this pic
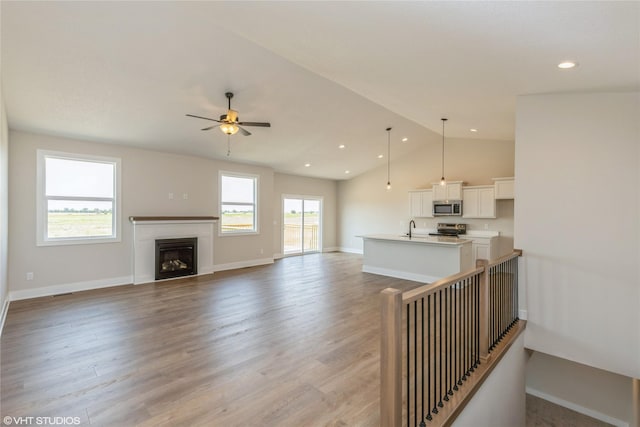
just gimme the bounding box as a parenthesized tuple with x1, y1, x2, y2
(186, 113, 221, 123)
(237, 126, 252, 136)
(236, 121, 271, 127)
(201, 125, 219, 131)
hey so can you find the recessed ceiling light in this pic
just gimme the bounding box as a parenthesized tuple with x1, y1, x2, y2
(345, 170, 350, 174)
(470, 128, 478, 132)
(338, 144, 346, 149)
(304, 163, 311, 167)
(558, 61, 577, 69)
(402, 137, 408, 142)
(377, 154, 384, 159)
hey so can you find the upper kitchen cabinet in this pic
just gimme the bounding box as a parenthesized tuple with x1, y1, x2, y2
(432, 181, 463, 201)
(409, 190, 433, 218)
(462, 185, 496, 218)
(493, 177, 515, 199)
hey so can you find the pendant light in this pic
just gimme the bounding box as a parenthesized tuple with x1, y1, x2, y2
(440, 118, 448, 186)
(386, 127, 392, 190)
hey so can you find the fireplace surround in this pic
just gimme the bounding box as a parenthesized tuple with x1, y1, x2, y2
(130, 216, 217, 284)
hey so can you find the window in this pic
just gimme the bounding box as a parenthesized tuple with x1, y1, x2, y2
(220, 172, 258, 234)
(37, 150, 121, 246)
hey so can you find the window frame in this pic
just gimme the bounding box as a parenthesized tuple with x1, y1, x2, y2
(219, 171, 259, 236)
(36, 149, 122, 246)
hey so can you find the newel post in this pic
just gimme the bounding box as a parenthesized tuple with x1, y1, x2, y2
(476, 259, 491, 363)
(380, 288, 402, 427)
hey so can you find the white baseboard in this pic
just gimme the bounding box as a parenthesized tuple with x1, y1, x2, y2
(9, 275, 133, 301)
(362, 265, 435, 283)
(339, 247, 363, 254)
(519, 309, 527, 320)
(0, 295, 9, 336)
(526, 387, 628, 427)
(322, 246, 340, 253)
(213, 257, 274, 272)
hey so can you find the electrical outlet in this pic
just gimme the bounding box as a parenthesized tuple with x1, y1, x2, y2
(484, 224, 489, 230)
(183, 193, 188, 200)
(26, 272, 34, 281)
(168, 193, 174, 200)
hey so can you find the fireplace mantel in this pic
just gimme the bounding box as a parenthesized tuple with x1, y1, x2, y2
(129, 216, 218, 223)
(130, 217, 216, 284)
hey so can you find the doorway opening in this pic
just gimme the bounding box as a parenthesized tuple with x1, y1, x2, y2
(283, 196, 322, 255)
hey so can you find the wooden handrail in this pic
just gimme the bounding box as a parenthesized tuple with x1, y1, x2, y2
(402, 266, 484, 305)
(402, 250, 523, 305)
(486, 248, 522, 268)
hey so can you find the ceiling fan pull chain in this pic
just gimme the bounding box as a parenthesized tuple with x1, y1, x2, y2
(227, 135, 231, 156)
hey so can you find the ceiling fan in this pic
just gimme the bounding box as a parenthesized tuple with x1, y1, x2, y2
(186, 92, 271, 136)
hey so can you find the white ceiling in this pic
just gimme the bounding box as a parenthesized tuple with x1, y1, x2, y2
(2, 1, 639, 180)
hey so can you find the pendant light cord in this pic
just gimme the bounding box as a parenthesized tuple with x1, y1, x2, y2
(386, 127, 392, 189)
(441, 118, 447, 183)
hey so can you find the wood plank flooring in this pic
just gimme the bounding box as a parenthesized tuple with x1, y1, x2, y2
(1, 253, 422, 426)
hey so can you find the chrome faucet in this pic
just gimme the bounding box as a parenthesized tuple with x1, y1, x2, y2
(409, 220, 416, 238)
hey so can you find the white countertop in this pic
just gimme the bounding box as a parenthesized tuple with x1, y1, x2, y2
(360, 234, 471, 246)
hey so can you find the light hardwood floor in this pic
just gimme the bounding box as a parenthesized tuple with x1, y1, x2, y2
(1, 253, 422, 426)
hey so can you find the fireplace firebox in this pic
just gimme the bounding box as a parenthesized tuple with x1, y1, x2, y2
(155, 237, 197, 280)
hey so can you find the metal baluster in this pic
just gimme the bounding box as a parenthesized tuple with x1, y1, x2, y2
(467, 276, 471, 376)
(415, 301, 421, 424)
(427, 294, 433, 420)
(438, 290, 443, 408)
(515, 257, 519, 323)
(460, 280, 467, 381)
(448, 284, 453, 396)
(432, 292, 439, 415)
(453, 281, 458, 391)
(407, 303, 410, 427)
(475, 275, 480, 368)
(420, 298, 426, 427)
(443, 287, 449, 402)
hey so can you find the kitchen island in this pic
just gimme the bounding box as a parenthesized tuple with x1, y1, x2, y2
(360, 234, 472, 283)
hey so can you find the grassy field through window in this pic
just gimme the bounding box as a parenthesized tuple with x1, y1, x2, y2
(47, 212, 113, 238)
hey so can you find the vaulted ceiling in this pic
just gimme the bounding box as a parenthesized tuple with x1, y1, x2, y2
(2, 1, 638, 180)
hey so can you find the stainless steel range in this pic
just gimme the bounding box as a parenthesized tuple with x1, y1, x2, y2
(428, 223, 467, 237)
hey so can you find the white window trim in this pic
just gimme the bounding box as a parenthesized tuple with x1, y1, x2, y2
(219, 170, 259, 236)
(36, 149, 122, 246)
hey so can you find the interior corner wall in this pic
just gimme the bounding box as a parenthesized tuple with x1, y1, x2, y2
(515, 91, 640, 379)
(337, 135, 515, 253)
(273, 173, 338, 256)
(7, 130, 275, 298)
(0, 93, 9, 318)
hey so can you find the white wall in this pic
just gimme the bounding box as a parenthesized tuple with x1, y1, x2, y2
(515, 91, 640, 379)
(8, 131, 277, 298)
(527, 351, 634, 426)
(338, 135, 515, 253)
(273, 173, 338, 256)
(452, 333, 527, 427)
(0, 90, 9, 326)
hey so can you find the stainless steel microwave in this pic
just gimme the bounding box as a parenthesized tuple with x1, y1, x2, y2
(433, 200, 462, 216)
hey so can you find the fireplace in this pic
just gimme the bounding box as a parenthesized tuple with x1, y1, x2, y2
(155, 237, 197, 280)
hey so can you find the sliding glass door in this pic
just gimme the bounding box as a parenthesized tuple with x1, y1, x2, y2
(283, 196, 321, 255)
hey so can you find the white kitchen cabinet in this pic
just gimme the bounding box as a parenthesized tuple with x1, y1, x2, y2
(466, 235, 499, 264)
(409, 190, 433, 218)
(432, 181, 463, 201)
(462, 186, 496, 218)
(493, 177, 515, 199)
